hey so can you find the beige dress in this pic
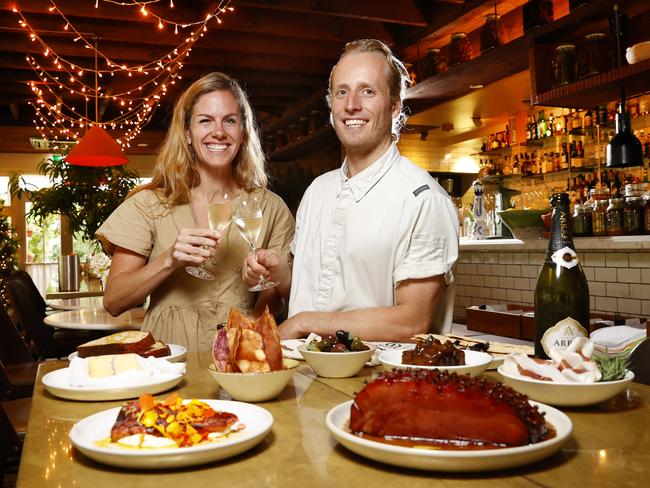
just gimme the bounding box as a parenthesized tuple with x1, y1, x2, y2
(96, 188, 295, 352)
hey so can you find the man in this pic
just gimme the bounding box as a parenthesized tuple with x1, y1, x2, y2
(243, 39, 459, 341)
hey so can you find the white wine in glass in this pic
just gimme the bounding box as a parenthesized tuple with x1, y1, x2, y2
(185, 192, 233, 280)
(233, 193, 277, 291)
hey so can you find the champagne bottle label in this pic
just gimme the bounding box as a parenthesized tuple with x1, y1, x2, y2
(540, 317, 588, 356)
(550, 246, 579, 269)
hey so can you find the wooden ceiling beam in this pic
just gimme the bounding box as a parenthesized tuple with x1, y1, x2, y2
(235, 0, 427, 26)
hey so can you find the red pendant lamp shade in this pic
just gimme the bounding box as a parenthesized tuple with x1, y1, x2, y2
(65, 126, 128, 167)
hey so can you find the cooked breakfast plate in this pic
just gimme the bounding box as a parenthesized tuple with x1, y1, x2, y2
(325, 400, 572, 472)
(68, 343, 187, 363)
(378, 348, 492, 377)
(69, 400, 273, 469)
(42, 367, 184, 401)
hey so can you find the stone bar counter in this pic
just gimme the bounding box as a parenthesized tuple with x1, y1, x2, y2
(454, 236, 650, 322)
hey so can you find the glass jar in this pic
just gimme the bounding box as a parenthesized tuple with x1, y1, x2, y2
(523, 0, 554, 33)
(480, 14, 502, 53)
(553, 44, 578, 86)
(573, 203, 592, 237)
(582, 32, 612, 78)
(286, 124, 300, 144)
(644, 193, 650, 234)
(275, 130, 288, 149)
(606, 198, 625, 236)
(623, 196, 644, 235)
(449, 32, 471, 67)
(265, 134, 276, 154)
(298, 116, 309, 138)
(592, 199, 608, 236)
(419, 48, 447, 79)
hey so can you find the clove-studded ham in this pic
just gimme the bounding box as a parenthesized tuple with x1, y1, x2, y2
(350, 370, 547, 447)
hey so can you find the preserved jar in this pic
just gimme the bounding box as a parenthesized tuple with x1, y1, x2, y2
(298, 116, 309, 137)
(449, 32, 471, 67)
(287, 124, 299, 144)
(419, 48, 447, 79)
(591, 199, 608, 236)
(275, 130, 288, 149)
(553, 44, 577, 86)
(644, 193, 650, 234)
(606, 198, 625, 236)
(534, 192, 589, 359)
(523, 0, 554, 33)
(480, 14, 502, 53)
(573, 203, 592, 237)
(582, 33, 612, 78)
(265, 134, 276, 154)
(623, 196, 644, 235)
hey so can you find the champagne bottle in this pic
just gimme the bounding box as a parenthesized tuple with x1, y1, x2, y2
(534, 192, 589, 358)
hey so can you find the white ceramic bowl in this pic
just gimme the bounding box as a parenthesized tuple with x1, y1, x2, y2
(298, 344, 375, 378)
(379, 348, 492, 377)
(497, 366, 635, 407)
(207, 359, 299, 402)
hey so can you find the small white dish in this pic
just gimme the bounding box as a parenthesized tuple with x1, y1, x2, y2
(298, 344, 376, 378)
(68, 344, 187, 363)
(497, 366, 634, 407)
(379, 348, 492, 377)
(326, 400, 571, 472)
(69, 399, 273, 469)
(280, 339, 307, 360)
(207, 359, 299, 402)
(42, 367, 184, 401)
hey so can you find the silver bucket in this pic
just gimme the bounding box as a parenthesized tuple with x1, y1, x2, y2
(58, 254, 80, 291)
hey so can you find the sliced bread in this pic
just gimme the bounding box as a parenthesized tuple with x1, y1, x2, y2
(76, 330, 155, 358)
(139, 341, 172, 358)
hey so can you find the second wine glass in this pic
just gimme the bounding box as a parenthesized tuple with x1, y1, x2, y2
(233, 192, 278, 291)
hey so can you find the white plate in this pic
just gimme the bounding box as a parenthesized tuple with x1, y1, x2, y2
(326, 400, 572, 472)
(42, 368, 184, 401)
(498, 366, 635, 407)
(68, 344, 187, 363)
(379, 348, 493, 377)
(281, 339, 307, 360)
(69, 399, 273, 469)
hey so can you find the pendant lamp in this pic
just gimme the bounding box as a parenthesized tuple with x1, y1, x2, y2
(64, 37, 128, 167)
(606, 4, 642, 168)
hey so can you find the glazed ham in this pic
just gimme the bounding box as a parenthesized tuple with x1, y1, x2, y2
(350, 370, 547, 447)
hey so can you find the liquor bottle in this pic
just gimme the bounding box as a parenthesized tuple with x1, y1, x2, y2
(534, 192, 589, 358)
(470, 180, 487, 240)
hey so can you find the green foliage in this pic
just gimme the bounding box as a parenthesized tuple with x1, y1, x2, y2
(9, 155, 139, 243)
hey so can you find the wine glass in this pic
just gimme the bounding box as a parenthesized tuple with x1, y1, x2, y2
(232, 192, 278, 291)
(185, 192, 233, 280)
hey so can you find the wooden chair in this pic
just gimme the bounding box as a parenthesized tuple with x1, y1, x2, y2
(5, 271, 93, 360)
(0, 306, 38, 400)
(629, 339, 650, 386)
(0, 397, 30, 486)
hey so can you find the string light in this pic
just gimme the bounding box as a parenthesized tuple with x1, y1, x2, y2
(14, 0, 234, 146)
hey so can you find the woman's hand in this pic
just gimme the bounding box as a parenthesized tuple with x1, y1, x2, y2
(167, 227, 221, 268)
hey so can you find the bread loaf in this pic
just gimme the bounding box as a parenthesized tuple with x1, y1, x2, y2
(139, 341, 172, 358)
(76, 331, 155, 358)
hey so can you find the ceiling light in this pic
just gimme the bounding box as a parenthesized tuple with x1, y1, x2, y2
(469, 84, 484, 89)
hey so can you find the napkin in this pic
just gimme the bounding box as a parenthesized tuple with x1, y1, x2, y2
(590, 325, 646, 356)
(67, 356, 186, 388)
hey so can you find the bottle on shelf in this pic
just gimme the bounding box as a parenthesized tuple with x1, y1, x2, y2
(470, 180, 487, 240)
(534, 192, 589, 359)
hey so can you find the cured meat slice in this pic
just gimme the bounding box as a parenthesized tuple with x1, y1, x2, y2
(350, 370, 547, 447)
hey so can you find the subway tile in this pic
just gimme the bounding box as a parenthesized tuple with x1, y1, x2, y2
(471, 275, 485, 287)
(642, 268, 650, 284)
(521, 290, 534, 305)
(594, 267, 613, 282)
(464, 286, 478, 297)
(521, 265, 538, 278)
(477, 264, 492, 275)
(595, 296, 617, 312)
(483, 253, 499, 264)
(643, 300, 650, 317)
(477, 287, 492, 299)
(457, 253, 471, 264)
(629, 253, 650, 268)
(506, 265, 522, 277)
(584, 252, 605, 267)
(513, 253, 528, 265)
(589, 281, 606, 297)
(605, 253, 628, 268)
(529, 253, 543, 265)
(606, 282, 629, 298)
(492, 288, 507, 301)
(470, 253, 483, 264)
(630, 284, 650, 300)
(455, 285, 466, 297)
(506, 289, 522, 302)
(454, 307, 467, 320)
(484, 276, 500, 288)
(617, 298, 641, 315)
(514, 278, 530, 290)
(492, 265, 507, 277)
(617, 268, 641, 284)
(499, 253, 514, 265)
(529, 278, 539, 290)
(499, 277, 515, 289)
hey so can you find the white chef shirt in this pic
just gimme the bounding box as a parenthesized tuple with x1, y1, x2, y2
(288, 143, 459, 331)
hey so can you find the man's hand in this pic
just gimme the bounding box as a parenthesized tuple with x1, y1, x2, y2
(242, 249, 292, 297)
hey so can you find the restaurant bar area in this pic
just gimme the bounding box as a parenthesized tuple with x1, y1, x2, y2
(1, 0, 650, 487)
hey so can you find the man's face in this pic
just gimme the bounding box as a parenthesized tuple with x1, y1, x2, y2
(330, 51, 399, 158)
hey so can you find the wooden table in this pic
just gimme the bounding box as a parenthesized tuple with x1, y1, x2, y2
(16, 352, 650, 487)
(46, 297, 105, 311)
(43, 307, 145, 331)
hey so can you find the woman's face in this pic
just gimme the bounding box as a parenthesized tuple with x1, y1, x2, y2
(186, 89, 243, 170)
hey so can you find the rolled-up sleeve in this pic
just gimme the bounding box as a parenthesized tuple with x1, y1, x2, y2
(393, 190, 459, 286)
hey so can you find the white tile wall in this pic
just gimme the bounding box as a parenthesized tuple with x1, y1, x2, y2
(454, 248, 650, 321)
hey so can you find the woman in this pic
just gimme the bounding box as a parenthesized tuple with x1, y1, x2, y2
(96, 72, 295, 352)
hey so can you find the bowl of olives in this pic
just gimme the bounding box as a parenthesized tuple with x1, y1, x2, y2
(298, 330, 375, 378)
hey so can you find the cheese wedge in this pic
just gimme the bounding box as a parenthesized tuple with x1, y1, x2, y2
(88, 353, 142, 378)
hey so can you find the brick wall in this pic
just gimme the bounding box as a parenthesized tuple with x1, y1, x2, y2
(454, 242, 650, 321)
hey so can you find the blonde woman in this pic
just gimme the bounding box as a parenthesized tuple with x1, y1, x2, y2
(97, 72, 294, 352)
